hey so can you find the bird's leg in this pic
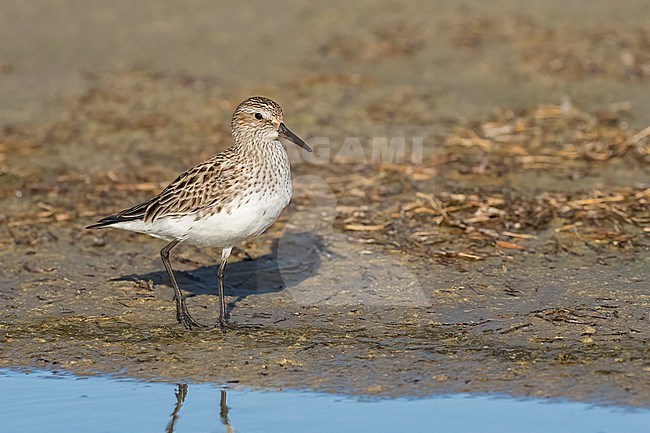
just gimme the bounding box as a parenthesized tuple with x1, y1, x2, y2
(160, 240, 203, 329)
(165, 384, 188, 433)
(216, 247, 232, 331)
(160, 240, 182, 321)
(219, 390, 233, 433)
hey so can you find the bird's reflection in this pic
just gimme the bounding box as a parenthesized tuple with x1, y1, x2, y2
(165, 384, 233, 433)
(219, 390, 233, 433)
(165, 384, 188, 433)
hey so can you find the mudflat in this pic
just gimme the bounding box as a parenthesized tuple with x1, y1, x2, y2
(0, 0, 648, 406)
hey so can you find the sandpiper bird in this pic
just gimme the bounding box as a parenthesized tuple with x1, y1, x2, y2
(87, 96, 312, 330)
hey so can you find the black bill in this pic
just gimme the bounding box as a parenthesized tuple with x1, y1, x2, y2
(278, 122, 312, 152)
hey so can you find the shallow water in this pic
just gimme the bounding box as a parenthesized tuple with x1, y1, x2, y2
(1, 369, 648, 433)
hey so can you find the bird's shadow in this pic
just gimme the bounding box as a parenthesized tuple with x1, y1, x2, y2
(113, 231, 323, 313)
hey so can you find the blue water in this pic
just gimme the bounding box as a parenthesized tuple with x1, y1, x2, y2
(0, 369, 648, 433)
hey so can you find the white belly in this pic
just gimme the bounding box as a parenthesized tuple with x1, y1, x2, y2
(113, 188, 291, 247)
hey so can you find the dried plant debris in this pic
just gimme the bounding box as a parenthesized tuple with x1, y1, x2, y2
(319, 21, 425, 61)
(1, 72, 648, 263)
(444, 16, 650, 80)
(518, 26, 650, 80)
(445, 103, 649, 171)
(331, 186, 648, 259)
(305, 103, 649, 259)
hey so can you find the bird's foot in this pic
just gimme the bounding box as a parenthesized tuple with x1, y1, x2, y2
(178, 311, 206, 330)
(215, 318, 237, 332)
(175, 298, 206, 330)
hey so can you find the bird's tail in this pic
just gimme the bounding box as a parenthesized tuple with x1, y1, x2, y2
(86, 214, 133, 229)
(86, 199, 151, 229)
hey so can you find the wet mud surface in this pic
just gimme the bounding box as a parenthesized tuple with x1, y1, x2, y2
(1, 0, 649, 407)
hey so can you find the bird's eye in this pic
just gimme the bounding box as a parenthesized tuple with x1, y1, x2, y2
(255, 113, 263, 120)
